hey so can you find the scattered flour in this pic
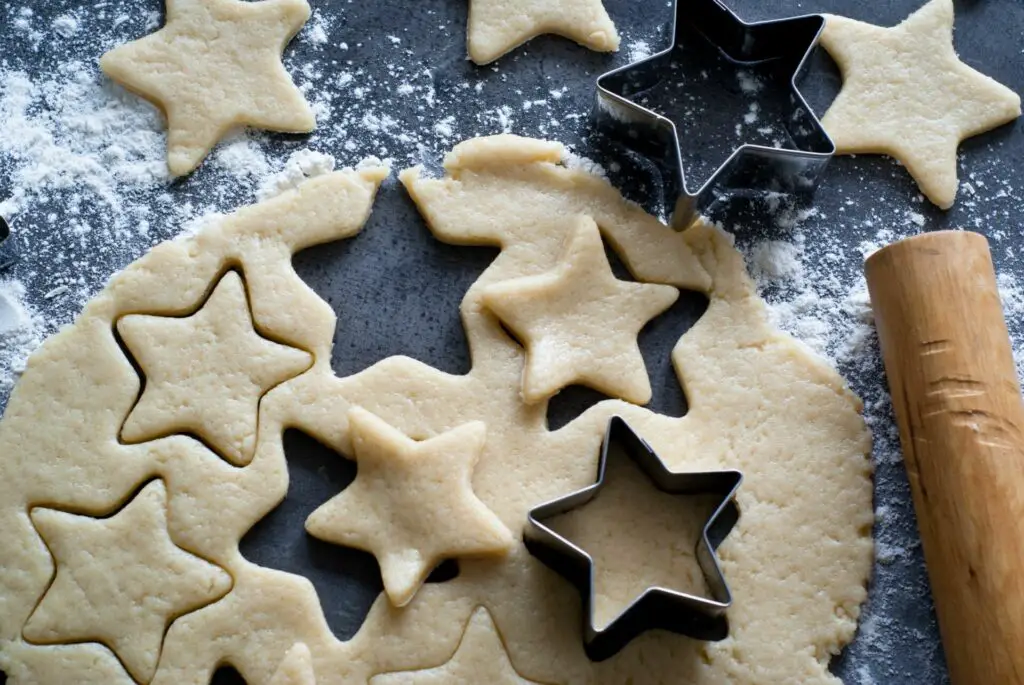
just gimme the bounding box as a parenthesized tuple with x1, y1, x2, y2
(257, 148, 337, 200)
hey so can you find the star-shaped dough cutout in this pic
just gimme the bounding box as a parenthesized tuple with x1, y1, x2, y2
(467, 0, 619, 65)
(118, 271, 312, 466)
(100, 0, 316, 176)
(482, 216, 678, 405)
(22, 481, 232, 683)
(370, 608, 543, 685)
(820, 0, 1021, 208)
(305, 407, 514, 608)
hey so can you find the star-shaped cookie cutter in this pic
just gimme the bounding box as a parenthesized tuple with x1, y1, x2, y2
(594, 0, 834, 230)
(0, 216, 17, 273)
(524, 416, 743, 661)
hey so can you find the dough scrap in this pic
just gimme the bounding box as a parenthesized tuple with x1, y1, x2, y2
(100, 0, 316, 177)
(0, 137, 871, 685)
(467, 0, 619, 65)
(820, 0, 1021, 209)
(482, 216, 678, 405)
(22, 480, 232, 683)
(119, 270, 313, 466)
(305, 407, 514, 608)
(370, 608, 543, 685)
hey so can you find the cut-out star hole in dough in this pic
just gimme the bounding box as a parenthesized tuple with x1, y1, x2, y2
(22, 480, 232, 683)
(820, 0, 1021, 209)
(370, 608, 542, 685)
(305, 407, 514, 608)
(467, 0, 619, 64)
(118, 270, 312, 466)
(482, 216, 679, 405)
(100, 0, 316, 177)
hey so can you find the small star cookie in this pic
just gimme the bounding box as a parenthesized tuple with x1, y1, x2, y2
(305, 408, 514, 608)
(118, 270, 312, 466)
(820, 0, 1021, 208)
(22, 481, 232, 683)
(100, 0, 316, 177)
(467, 0, 619, 64)
(482, 216, 679, 405)
(370, 608, 543, 685)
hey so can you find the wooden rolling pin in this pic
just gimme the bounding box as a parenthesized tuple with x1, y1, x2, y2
(865, 231, 1024, 685)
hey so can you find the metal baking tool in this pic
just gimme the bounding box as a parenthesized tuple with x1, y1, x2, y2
(865, 231, 1024, 685)
(524, 416, 742, 661)
(594, 0, 834, 230)
(0, 215, 17, 272)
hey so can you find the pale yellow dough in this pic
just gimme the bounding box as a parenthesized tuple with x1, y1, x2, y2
(118, 270, 313, 466)
(482, 216, 679, 405)
(305, 407, 514, 608)
(0, 136, 872, 685)
(820, 0, 1021, 209)
(100, 0, 316, 177)
(269, 643, 317, 685)
(467, 0, 619, 64)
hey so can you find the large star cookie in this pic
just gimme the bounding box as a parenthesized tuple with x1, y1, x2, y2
(482, 216, 678, 405)
(305, 408, 514, 607)
(467, 0, 619, 64)
(371, 608, 542, 685)
(820, 0, 1021, 208)
(118, 270, 312, 466)
(22, 481, 232, 683)
(100, 0, 316, 176)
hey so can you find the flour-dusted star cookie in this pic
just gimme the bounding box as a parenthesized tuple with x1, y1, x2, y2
(118, 270, 312, 466)
(820, 0, 1021, 209)
(100, 0, 316, 177)
(305, 408, 514, 608)
(467, 0, 619, 64)
(22, 481, 232, 683)
(482, 215, 678, 405)
(371, 608, 542, 685)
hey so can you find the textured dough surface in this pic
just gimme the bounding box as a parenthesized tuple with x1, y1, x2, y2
(467, 0, 619, 64)
(820, 0, 1021, 209)
(305, 407, 514, 608)
(0, 136, 872, 685)
(482, 216, 678, 405)
(100, 0, 316, 177)
(548, 449, 717, 631)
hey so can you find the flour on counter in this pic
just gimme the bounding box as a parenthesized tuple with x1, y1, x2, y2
(0, 279, 43, 395)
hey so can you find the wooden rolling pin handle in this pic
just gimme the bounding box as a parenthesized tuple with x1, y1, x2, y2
(865, 231, 1024, 685)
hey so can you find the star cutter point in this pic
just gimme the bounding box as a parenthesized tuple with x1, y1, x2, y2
(594, 0, 834, 230)
(524, 416, 743, 661)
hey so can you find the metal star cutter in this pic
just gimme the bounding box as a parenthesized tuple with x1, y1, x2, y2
(524, 416, 743, 661)
(594, 0, 834, 230)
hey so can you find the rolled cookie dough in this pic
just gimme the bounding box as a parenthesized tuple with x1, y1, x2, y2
(467, 0, 619, 64)
(0, 136, 872, 685)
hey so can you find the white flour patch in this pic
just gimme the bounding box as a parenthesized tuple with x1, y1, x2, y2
(0, 279, 43, 396)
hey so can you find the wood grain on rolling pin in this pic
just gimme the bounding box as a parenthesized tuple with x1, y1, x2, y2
(865, 230, 1024, 685)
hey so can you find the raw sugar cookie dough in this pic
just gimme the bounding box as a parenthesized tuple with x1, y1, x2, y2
(100, 0, 317, 177)
(820, 0, 1021, 209)
(0, 136, 872, 685)
(467, 0, 619, 64)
